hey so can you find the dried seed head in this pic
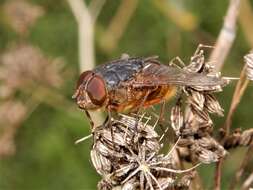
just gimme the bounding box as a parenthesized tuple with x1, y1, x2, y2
(204, 94, 224, 116)
(171, 103, 183, 135)
(187, 90, 205, 111)
(245, 52, 253, 80)
(240, 128, 253, 146)
(90, 149, 112, 176)
(186, 51, 205, 73)
(196, 137, 226, 163)
(90, 114, 200, 190)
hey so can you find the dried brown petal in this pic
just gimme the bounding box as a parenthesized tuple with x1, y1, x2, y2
(121, 179, 139, 190)
(91, 149, 112, 176)
(156, 177, 175, 189)
(204, 94, 224, 116)
(245, 53, 253, 80)
(113, 164, 135, 179)
(98, 179, 112, 190)
(190, 106, 213, 127)
(185, 50, 205, 73)
(171, 104, 183, 134)
(240, 128, 253, 146)
(188, 90, 205, 111)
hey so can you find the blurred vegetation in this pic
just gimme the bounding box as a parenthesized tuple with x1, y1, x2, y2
(0, 0, 253, 189)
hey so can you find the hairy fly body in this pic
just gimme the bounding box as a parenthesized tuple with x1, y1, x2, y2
(72, 55, 229, 117)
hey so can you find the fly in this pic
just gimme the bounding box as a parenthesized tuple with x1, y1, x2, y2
(72, 50, 229, 127)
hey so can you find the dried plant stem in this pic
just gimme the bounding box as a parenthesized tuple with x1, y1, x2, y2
(100, 0, 139, 53)
(66, 0, 105, 72)
(223, 65, 249, 136)
(152, 0, 198, 31)
(67, 0, 105, 125)
(214, 159, 223, 190)
(208, 2, 240, 188)
(209, 0, 241, 71)
(242, 171, 253, 190)
(67, 0, 94, 72)
(89, 0, 106, 22)
(229, 144, 253, 190)
(214, 65, 249, 190)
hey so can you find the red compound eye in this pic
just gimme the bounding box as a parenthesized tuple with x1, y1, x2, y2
(76, 71, 93, 89)
(86, 75, 107, 106)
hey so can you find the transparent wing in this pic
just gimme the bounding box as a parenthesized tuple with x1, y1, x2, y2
(123, 61, 229, 91)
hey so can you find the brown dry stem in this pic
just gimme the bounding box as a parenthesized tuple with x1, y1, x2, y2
(223, 65, 249, 136)
(211, 1, 242, 189)
(242, 171, 253, 190)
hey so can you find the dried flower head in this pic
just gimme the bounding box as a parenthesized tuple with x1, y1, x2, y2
(3, 0, 44, 35)
(169, 45, 228, 164)
(90, 114, 200, 190)
(0, 44, 64, 158)
(0, 44, 63, 98)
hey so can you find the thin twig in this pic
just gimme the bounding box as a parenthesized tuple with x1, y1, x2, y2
(209, 0, 241, 71)
(208, 1, 241, 189)
(67, 0, 94, 72)
(214, 159, 223, 190)
(99, 0, 139, 53)
(89, 0, 106, 22)
(223, 65, 249, 136)
(214, 65, 249, 190)
(242, 171, 253, 190)
(67, 0, 105, 125)
(67, 0, 106, 72)
(152, 0, 198, 31)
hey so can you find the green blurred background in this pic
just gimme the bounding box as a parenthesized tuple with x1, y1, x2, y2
(0, 0, 252, 189)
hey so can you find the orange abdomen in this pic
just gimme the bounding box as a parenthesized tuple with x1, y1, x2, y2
(109, 85, 176, 112)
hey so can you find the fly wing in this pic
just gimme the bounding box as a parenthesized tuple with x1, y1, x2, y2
(124, 61, 229, 91)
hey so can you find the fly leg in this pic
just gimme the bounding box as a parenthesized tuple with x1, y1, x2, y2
(158, 100, 167, 133)
(169, 56, 185, 69)
(85, 110, 94, 128)
(194, 44, 213, 57)
(105, 106, 117, 150)
(131, 91, 151, 141)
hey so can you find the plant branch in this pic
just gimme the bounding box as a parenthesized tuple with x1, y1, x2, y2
(152, 0, 198, 31)
(242, 171, 253, 190)
(99, 0, 139, 53)
(67, 0, 105, 125)
(214, 159, 223, 190)
(67, 0, 94, 73)
(209, 0, 241, 71)
(211, 1, 241, 189)
(223, 65, 249, 136)
(89, 0, 106, 22)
